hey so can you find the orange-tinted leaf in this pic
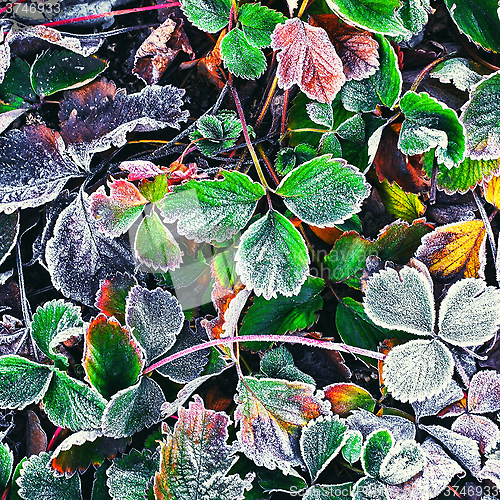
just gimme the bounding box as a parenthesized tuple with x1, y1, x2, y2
(373, 123, 429, 194)
(204, 386, 233, 412)
(482, 173, 500, 210)
(415, 220, 487, 281)
(323, 383, 376, 415)
(133, 18, 195, 85)
(95, 272, 137, 322)
(309, 224, 344, 245)
(309, 14, 379, 81)
(196, 30, 226, 90)
(271, 18, 345, 104)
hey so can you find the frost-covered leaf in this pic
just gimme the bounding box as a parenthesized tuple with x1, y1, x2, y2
(461, 72, 500, 161)
(31, 300, 83, 367)
(30, 50, 107, 98)
(342, 430, 363, 464)
(468, 370, 500, 414)
(83, 314, 144, 400)
(0, 211, 19, 266)
(0, 125, 82, 214)
(443, 0, 500, 53)
(102, 377, 165, 438)
(220, 29, 267, 79)
(382, 339, 454, 403)
(415, 220, 487, 281)
(324, 383, 376, 415)
(0, 355, 52, 410)
(438, 278, 500, 347)
(235, 209, 309, 300)
(42, 369, 106, 431)
(300, 415, 349, 482)
(384, 438, 464, 500)
(235, 376, 330, 471)
(379, 440, 425, 485)
(59, 79, 189, 169)
(240, 276, 324, 345)
(160, 170, 265, 243)
(260, 345, 315, 385)
(483, 172, 500, 211)
(106, 449, 159, 500)
(352, 476, 389, 500)
(323, 0, 409, 36)
(362, 429, 393, 478)
(0, 442, 13, 491)
(430, 58, 482, 92)
(119, 160, 164, 182)
(181, 0, 231, 32)
(399, 91, 465, 168)
(271, 18, 345, 104)
(154, 395, 248, 500)
(347, 409, 416, 442)
(45, 192, 137, 307)
(364, 266, 434, 336)
(0, 57, 36, 105)
(411, 379, 463, 421)
(398, 0, 431, 34)
(238, 3, 286, 48)
(451, 413, 500, 454)
(420, 424, 481, 476)
(341, 35, 401, 112)
(95, 273, 137, 322)
(17, 452, 82, 500)
(125, 285, 184, 364)
(276, 155, 369, 227)
(51, 431, 128, 478)
(91, 460, 112, 500)
(377, 180, 425, 223)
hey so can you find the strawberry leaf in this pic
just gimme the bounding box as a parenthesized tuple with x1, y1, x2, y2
(362, 429, 393, 478)
(352, 476, 389, 500)
(238, 3, 286, 48)
(234, 376, 330, 471)
(160, 170, 265, 243)
(271, 18, 345, 104)
(220, 28, 267, 79)
(399, 91, 465, 168)
(95, 273, 137, 322)
(379, 440, 425, 485)
(180, 0, 231, 33)
(342, 431, 363, 464)
(430, 57, 482, 92)
(377, 180, 426, 223)
(276, 155, 370, 227)
(468, 370, 500, 414)
(235, 209, 310, 299)
(83, 314, 144, 400)
(397, 0, 431, 34)
(324, 382, 376, 415)
(154, 395, 249, 500)
(260, 346, 315, 385)
(0, 442, 13, 491)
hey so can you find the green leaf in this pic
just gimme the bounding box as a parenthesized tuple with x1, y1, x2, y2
(30, 50, 107, 98)
(102, 377, 165, 438)
(461, 72, 500, 161)
(430, 57, 482, 92)
(42, 369, 106, 431)
(154, 395, 249, 500)
(238, 3, 286, 48)
(324, 382, 377, 415)
(382, 338, 454, 403)
(398, 91, 465, 168)
(303, 483, 353, 500)
(0, 355, 53, 410)
(0, 442, 13, 492)
(307, 102, 335, 128)
(91, 461, 112, 500)
(125, 285, 184, 364)
(83, 314, 144, 400)
(276, 155, 369, 228)
(378, 440, 425, 485)
(0, 58, 36, 103)
(300, 415, 349, 482)
(181, 0, 231, 32)
(341, 35, 402, 112)
(337, 114, 366, 143)
(240, 276, 324, 347)
(106, 449, 159, 500)
(275, 145, 317, 176)
(258, 467, 308, 494)
(138, 174, 169, 203)
(134, 211, 182, 272)
(352, 477, 389, 500)
(17, 452, 82, 500)
(443, 0, 500, 53)
(377, 180, 426, 222)
(95, 273, 137, 322)
(342, 430, 363, 464)
(362, 429, 393, 478)
(235, 209, 310, 299)
(160, 170, 265, 243)
(220, 29, 267, 79)
(260, 345, 315, 385)
(319, 133, 343, 157)
(398, 0, 431, 34)
(31, 299, 83, 367)
(235, 376, 330, 471)
(0, 211, 19, 266)
(323, 0, 410, 36)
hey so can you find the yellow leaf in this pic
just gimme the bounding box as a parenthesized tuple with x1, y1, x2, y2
(483, 173, 500, 210)
(378, 180, 426, 222)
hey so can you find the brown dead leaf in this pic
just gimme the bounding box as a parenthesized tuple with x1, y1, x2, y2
(133, 18, 195, 85)
(309, 14, 379, 81)
(196, 29, 226, 90)
(271, 18, 345, 104)
(26, 410, 47, 457)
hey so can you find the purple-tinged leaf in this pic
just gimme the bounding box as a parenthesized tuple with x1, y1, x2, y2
(379, 440, 425, 485)
(347, 409, 416, 442)
(0, 211, 19, 266)
(362, 429, 393, 478)
(119, 160, 164, 181)
(154, 395, 249, 500)
(451, 414, 500, 454)
(412, 379, 463, 421)
(479, 459, 500, 490)
(468, 370, 500, 414)
(0, 108, 28, 134)
(0, 125, 82, 214)
(83, 314, 144, 400)
(125, 285, 184, 364)
(234, 376, 330, 471)
(94, 273, 137, 322)
(46, 192, 137, 307)
(50, 430, 129, 478)
(385, 438, 464, 500)
(102, 377, 165, 438)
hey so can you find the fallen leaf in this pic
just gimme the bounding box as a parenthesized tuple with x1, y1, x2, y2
(133, 18, 195, 85)
(26, 410, 47, 458)
(196, 29, 226, 90)
(377, 179, 426, 222)
(482, 172, 500, 210)
(271, 18, 345, 104)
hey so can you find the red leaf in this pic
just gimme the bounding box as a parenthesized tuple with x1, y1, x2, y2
(271, 18, 345, 104)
